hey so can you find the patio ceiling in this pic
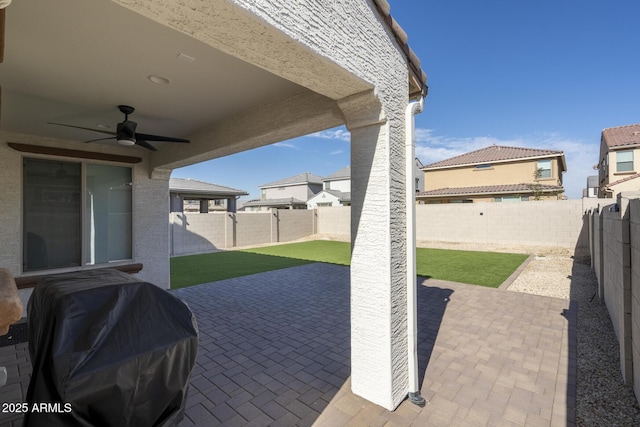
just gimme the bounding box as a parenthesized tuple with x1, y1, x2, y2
(0, 0, 308, 149)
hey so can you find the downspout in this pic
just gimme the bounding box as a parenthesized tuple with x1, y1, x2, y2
(406, 95, 425, 406)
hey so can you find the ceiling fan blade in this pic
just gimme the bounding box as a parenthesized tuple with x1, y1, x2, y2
(135, 140, 158, 151)
(135, 132, 190, 143)
(49, 122, 117, 136)
(85, 137, 116, 143)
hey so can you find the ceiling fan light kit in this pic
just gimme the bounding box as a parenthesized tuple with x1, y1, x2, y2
(48, 105, 190, 151)
(117, 138, 136, 146)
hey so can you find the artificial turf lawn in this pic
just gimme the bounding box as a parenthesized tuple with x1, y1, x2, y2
(170, 240, 528, 289)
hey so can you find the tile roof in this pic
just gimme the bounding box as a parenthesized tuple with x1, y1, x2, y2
(605, 173, 640, 189)
(324, 166, 351, 181)
(260, 172, 324, 188)
(372, 0, 427, 98)
(602, 124, 640, 149)
(416, 183, 564, 198)
(422, 145, 565, 170)
(169, 178, 248, 196)
(323, 189, 351, 202)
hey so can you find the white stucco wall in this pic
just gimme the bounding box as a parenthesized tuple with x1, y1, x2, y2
(326, 178, 350, 193)
(263, 183, 316, 202)
(307, 191, 342, 208)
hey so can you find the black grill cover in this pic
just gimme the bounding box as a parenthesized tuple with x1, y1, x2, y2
(25, 269, 198, 427)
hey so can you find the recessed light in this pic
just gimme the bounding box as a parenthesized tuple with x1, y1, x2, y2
(96, 124, 111, 129)
(148, 75, 171, 84)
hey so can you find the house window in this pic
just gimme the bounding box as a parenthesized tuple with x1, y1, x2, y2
(617, 150, 634, 172)
(23, 158, 132, 272)
(537, 160, 552, 178)
(260, 189, 266, 199)
(324, 181, 331, 190)
(494, 195, 530, 202)
(475, 164, 492, 169)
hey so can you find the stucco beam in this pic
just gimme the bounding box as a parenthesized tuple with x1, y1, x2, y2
(337, 90, 386, 131)
(112, 0, 372, 101)
(150, 90, 344, 174)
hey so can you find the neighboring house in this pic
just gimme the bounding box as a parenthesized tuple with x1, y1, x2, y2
(584, 175, 599, 198)
(242, 172, 323, 211)
(308, 166, 351, 208)
(596, 124, 640, 198)
(416, 145, 566, 203)
(0, 0, 427, 410)
(169, 177, 248, 213)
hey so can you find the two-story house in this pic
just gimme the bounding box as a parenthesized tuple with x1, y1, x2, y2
(584, 176, 599, 198)
(597, 124, 640, 198)
(242, 172, 323, 211)
(416, 145, 566, 203)
(307, 166, 351, 208)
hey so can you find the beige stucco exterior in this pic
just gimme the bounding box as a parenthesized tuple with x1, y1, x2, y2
(598, 145, 640, 198)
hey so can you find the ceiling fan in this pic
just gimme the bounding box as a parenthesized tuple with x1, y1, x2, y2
(49, 105, 190, 151)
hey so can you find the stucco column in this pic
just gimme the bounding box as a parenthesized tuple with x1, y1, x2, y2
(340, 91, 409, 410)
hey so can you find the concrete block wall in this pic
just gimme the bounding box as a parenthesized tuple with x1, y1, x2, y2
(235, 212, 274, 247)
(316, 206, 351, 237)
(601, 205, 632, 382)
(317, 200, 599, 249)
(416, 203, 488, 244)
(276, 209, 316, 242)
(589, 193, 640, 404)
(592, 209, 605, 298)
(630, 199, 640, 397)
(170, 212, 229, 255)
(170, 210, 315, 255)
(172, 199, 600, 257)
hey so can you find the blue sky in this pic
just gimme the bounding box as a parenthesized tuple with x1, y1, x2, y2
(174, 0, 640, 200)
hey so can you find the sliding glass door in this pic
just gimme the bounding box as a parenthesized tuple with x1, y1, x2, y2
(23, 158, 132, 272)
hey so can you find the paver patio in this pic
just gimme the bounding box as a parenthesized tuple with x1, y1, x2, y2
(0, 263, 575, 426)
